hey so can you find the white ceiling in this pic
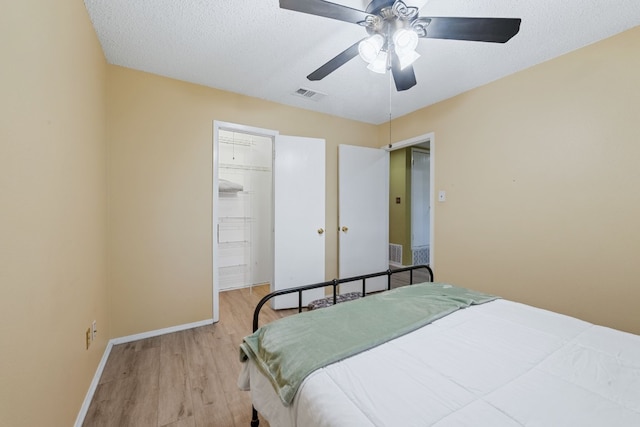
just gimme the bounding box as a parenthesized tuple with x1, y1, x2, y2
(84, 0, 640, 125)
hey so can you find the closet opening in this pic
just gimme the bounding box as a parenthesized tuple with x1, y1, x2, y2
(217, 129, 274, 292)
(213, 122, 325, 321)
(213, 121, 278, 323)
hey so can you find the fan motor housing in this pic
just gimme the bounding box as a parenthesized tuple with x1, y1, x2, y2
(363, 1, 419, 39)
(366, 0, 395, 15)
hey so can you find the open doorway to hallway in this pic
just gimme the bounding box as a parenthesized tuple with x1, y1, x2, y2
(386, 133, 434, 268)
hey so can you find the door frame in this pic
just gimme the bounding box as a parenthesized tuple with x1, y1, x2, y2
(212, 121, 279, 323)
(381, 132, 435, 267)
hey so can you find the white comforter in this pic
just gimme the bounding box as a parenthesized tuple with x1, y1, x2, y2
(240, 299, 640, 426)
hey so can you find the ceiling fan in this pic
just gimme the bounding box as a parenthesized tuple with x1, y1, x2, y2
(280, 0, 521, 91)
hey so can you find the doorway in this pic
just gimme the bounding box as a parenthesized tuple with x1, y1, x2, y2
(385, 132, 435, 267)
(213, 122, 327, 320)
(217, 129, 273, 291)
(213, 122, 278, 322)
(410, 148, 430, 265)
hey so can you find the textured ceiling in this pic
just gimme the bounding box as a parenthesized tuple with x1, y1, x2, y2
(84, 0, 640, 124)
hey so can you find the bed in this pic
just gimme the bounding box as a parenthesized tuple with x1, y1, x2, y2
(238, 266, 640, 426)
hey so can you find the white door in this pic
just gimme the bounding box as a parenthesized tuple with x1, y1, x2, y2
(272, 136, 326, 309)
(338, 145, 389, 294)
(411, 149, 430, 250)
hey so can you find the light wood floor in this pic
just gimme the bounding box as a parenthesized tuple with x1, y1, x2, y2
(82, 285, 295, 427)
(82, 268, 431, 427)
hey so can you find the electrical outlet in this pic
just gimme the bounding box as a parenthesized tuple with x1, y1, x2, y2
(91, 320, 97, 341)
(85, 328, 91, 350)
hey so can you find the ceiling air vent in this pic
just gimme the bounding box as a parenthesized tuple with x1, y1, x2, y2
(292, 87, 326, 102)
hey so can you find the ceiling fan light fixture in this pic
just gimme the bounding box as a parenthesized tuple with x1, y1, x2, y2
(392, 28, 419, 54)
(358, 34, 384, 63)
(398, 49, 420, 70)
(367, 50, 388, 74)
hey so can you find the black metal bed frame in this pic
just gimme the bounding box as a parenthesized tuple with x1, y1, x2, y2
(248, 264, 434, 427)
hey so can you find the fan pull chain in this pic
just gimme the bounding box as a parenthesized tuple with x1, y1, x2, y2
(388, 73, 393, 149)
(389, 112, 392, 149)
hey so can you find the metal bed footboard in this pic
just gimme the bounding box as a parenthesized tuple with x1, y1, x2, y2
(251, 264, 433, 333)
(248, 264, 433, 427)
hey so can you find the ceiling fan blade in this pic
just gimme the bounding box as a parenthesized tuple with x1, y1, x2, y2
(307, 39, 364, 81)
(391, 54, 417, 91)
(280, 0, 370, 24)
(421, 17, 521, 43)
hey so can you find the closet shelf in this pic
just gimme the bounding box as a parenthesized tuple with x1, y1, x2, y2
(219, 136, 253, 147)
(220, 163, 271, 172)
(220, 263, 249, 269)
(218, 240, 250, 247)
(219, 191, 256, 197)
(219, 216, 253, 221)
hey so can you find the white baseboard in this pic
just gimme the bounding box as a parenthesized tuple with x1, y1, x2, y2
(74, 318, 214, 426)
(74, 340, 113, 427)
(110, 318, 214, 345)
(389, 261, 404, 268)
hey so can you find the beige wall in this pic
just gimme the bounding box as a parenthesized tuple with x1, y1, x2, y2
(0, 1, 108, 426)
(385, 27, 640, 334)
(107, 66, 380, 337)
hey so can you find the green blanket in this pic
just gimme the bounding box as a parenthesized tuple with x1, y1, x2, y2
(239, 282, 498, 406)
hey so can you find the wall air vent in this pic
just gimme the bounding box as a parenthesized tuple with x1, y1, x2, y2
(292, 87, 326, 102)
(389, 243, 403, 265)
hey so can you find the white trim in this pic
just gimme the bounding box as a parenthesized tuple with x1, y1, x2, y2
(212, 121, 279, 323)
(110, 318, 214, 345)
(212, 121, 220, 323)
(382, 132, 436, 268)
(74, 341, 114, 427)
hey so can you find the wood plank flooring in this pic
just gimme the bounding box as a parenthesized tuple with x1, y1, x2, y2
(82, 269, 429, 427)
(82, 285, 295, 427)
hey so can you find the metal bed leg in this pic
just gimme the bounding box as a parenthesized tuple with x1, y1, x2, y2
(251, 405, 259, 427)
